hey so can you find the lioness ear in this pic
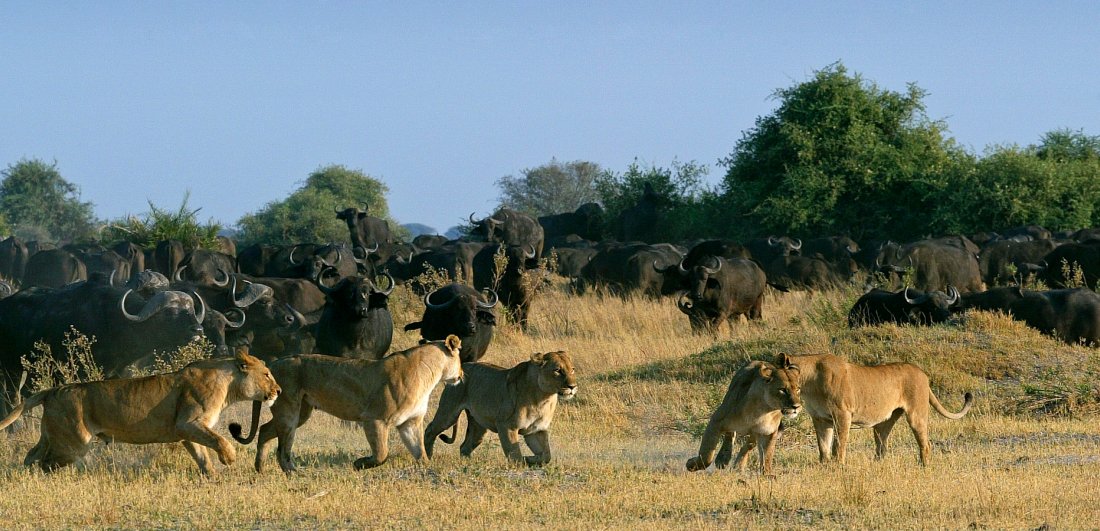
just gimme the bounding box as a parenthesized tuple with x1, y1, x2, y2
(530, 352, 547, 364)
(445, 334, 462, 353)
(776, 352, 793, 369)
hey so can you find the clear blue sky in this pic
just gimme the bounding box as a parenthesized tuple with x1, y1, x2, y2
(2, 2, 1098, 235)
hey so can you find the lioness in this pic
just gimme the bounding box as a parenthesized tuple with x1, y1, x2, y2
(424, 351, 577, 466)
(231, 335, 464, 473)
(768, 353, 973, 465)
(0, 352, 280, 475)
(685, 357, 801, 475)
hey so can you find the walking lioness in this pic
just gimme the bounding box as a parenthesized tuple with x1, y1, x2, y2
(423, 351, 577, 466)
(0, 352, 280, 475)
(231, 335, 464, 472)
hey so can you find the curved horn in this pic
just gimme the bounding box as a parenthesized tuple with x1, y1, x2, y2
(424, 286, 458, 309)
(173, 264, 188, 282)
(791, 238, 802, 250)
(109, 269, 118, 288)
(212, 268, 230, 287)
(678, 292, 694, 309)
(190, 290, 206, 325)
(678, 257, 688, 274)
(373, 273, 395, 296)
(364, 242, 379, 254)
(469, 212, 478, 224)
(285, 303, 307, 330)
(288, 244, 303, 265)
(478, 288, 499, 309)
(947, 286, 959, 306)
(652, 259, 669, 274)
(224, 307, 246, 329)
(768, 236, 779, 246)
(524, 245, 536, 259)
(0, 281, 13, 297)
(232, 278, 271, 308)
(120, 289, 186, 322)
(396, 251, 413, 265)
(701, 257, 722, 275)
(314, 265, 340, 289)
(903, 287, 927, 305)
(319, 248, 337, 268)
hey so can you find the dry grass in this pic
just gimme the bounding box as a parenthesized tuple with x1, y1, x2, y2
(2, 282, 1099, 529)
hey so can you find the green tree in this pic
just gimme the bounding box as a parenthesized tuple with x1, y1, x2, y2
(496, 159, 603, 216)
(597, 159, 716, 242)
(1035, 128, 1100, 162)
(237, 164, 404, 246)
(719, 63, 970, 241)
(103, 192, 222, 250)
(0, 158, 96, 242)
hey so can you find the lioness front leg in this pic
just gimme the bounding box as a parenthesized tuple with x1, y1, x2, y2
(397, 418, 428, 465)
(354, 420, 390, 470)
(176, 419, 236, 466)
(522, 430, 552, 466)
(754, 431, 779, 476)
(497, 426, 526, 464)
(181, 441, 216, 476)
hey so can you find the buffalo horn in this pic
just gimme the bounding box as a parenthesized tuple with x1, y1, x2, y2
(524, 245, 536, 259)
(173, 264, 188, 282)
(231, 277, 272, 308)
(947, 286, 960, 306)
(424, 287, 458, 309)
(109, 269, 118, 288)
(212, 268, 230, 287)
(285, 303, 307, 330)
(288, 244, 303, 265)
(768, 236, 778, 246)
(791, 239, 802, 250)
(903, 287, 927, 305)
(315, 266, 340, 292)
(701, 257, 722, 275)
(478, 288, 499, 308)
(373, 273, 396, 296)
(469, 212, 478, 224)
(224, 308, 247, 329)
(190, 290, 207, 325)
(120, 289, 190, 322)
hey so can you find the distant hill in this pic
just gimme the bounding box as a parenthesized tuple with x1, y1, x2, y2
(401, 223, 438, 238)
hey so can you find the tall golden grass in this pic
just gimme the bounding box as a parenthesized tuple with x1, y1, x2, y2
(1, 282, 1098, 529)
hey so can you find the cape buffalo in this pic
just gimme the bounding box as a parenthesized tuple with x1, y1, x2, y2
(848, 287, 959, 327)
(404, 283, 498, 362)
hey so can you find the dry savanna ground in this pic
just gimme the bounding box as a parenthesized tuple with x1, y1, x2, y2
(2, 281, 1099, 529)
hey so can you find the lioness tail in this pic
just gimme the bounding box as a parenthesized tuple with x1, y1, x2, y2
(228, 400, 263, 444)
(438, 423, 458, 444)
(0, 390, 50, 431)
(930, 391, 974, 420)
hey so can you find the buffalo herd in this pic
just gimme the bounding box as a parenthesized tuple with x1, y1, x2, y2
(0, 202, 1099, 409)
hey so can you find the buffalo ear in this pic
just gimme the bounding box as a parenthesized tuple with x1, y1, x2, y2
(758, 364, 774, 382)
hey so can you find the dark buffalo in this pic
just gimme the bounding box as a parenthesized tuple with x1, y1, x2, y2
(176, 249, 236, 287)
(412, 234, 449, 250)
(1067, 228, 1100, 243)
(1009, 288, 1100, 346)
(111, 241, 146, 281)
(876, 239, 983, 293)
(551, 247, 597, 278)
(154, 239, 187, 279)
(676, 257, 767, 332)
(81, 250, 131, 287)
(237, 243, 280, 276)
(25, 240, 56, 257)
(954, 286, 1026, 313)
(681, 240, 752, 270)
(579, 243, 680, 296)
(539, 202, 604, 242)
(216, 235, 237, 257)
(198, 306, 246, 357)
(23, 249, 87, 288)
(617, 183, 662, 243)
(470, 208, 545, 259)
(1001, 225, 1052, 241)
(314, 274, 395, 359)
(404, 283, 498, 362)
(977, 239, 1058, 286)
(304, 243, 361, 285)
(765, 254, 844, 292)
(1041, 241, 1100, 289)
(744, 236, 802, 268)
(848, 287, 960, 327)
(0, 283, 205, 382)
(337, 205, 394, 263)
(0, 236, 29, 283)
(472, 244, 541, 328)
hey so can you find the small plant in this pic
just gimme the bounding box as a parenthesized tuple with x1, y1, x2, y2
(20, 326, 103, 393)
(1059, 258, 1088, 289)
(134, 338, 216, 377)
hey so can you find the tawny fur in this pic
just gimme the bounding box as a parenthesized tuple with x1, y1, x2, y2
(424, 351, 578, 466)
(686, 356, 802, 475)
(235, 335, 464, 473)
(0, 352, 280, 475)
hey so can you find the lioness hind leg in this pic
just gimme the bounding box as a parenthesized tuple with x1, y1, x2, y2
(354, 419, 389, 470)
(522, 431, 551, 466)
(459, 420, 489, 457)
(905, 414, 932, 466)
(873, 410, 905, 459)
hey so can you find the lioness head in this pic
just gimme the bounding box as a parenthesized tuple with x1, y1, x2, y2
(763, 353, 801, 419)
(441, 334, 464, 386)
(235, 351, 281, 406)
(532, 351, 577, 400)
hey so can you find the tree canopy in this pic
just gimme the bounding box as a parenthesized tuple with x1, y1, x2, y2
(103, 192, 222, 250)
(236, 165, 404, 246)
(496, 159, 603, 216)
(597, 159, 716, 242)
(0, 159, 97, 242)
